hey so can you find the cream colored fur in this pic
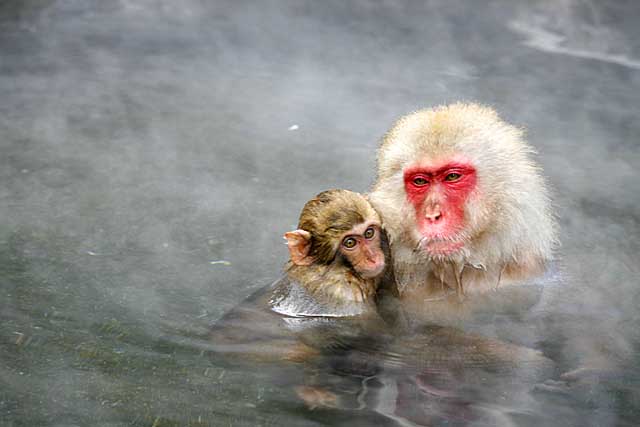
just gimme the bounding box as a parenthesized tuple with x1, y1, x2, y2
(369, 103, 558, 295)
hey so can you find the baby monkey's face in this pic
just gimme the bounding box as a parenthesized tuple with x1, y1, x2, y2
(336, 220, 385, 279)
(284, 189, 386, 281)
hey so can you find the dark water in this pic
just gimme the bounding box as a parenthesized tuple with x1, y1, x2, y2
(1, 1, 639, 426)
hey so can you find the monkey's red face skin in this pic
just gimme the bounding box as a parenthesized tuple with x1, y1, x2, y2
(403, 161, 477, 255)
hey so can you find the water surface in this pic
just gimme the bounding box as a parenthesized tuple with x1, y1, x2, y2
(1, 1, 639, 426)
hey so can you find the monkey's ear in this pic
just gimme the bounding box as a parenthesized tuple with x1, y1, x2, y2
(284, 230, 315, 266)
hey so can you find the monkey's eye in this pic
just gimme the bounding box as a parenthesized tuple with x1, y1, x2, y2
(413, 177, 429, 186)
(444, 173, 461, 182)
(342, 237, 358, 249)
(364, 227, 375, 239)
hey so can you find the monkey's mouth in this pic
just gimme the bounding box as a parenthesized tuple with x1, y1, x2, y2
(416, 237, 464, 256)
(359, 260, 386, 279)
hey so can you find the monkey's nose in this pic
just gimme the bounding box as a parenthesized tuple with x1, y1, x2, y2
(424, 205, 442, 222)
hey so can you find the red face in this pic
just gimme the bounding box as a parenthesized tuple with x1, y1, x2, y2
(403, 160, 477, 256)
(339, 222, 385, 279)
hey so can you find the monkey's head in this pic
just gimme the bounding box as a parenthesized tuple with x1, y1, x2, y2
(284, 189, 386, 279)
(370, 103, 557, 268)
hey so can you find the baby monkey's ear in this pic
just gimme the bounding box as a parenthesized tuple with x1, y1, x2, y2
(284, 230, 315, 266)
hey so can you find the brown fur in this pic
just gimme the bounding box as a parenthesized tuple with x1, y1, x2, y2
(295, 190, 379, 265)
(285, 189, 383, 304)
(287, 263, 378, 303)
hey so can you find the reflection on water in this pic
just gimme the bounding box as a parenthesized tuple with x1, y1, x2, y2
(208, 278, 556, 426)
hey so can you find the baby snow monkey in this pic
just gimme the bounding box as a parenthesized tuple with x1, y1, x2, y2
(210, 189, 388, 366)
(271, 189, 386, 317)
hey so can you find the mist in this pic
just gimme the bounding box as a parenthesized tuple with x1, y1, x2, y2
(1, 0, 639, 425)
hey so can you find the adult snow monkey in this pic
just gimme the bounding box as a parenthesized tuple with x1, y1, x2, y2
(369, 103, 558, 304)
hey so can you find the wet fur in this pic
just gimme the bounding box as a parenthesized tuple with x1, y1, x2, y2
(287, 189, 383, 304)
(286, 261, 378, 304)
(369, 103, 558, 294)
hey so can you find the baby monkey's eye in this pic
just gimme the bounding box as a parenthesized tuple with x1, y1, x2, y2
(413, 177, 429, 186)
(364, 227, 375, 239)
(342, 237, 358, 249)
(444, 173, 461, 182)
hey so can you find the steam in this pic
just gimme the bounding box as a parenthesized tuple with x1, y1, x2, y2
(1, 0, 638, 425)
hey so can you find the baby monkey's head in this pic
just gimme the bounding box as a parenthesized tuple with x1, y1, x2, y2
(284, 189, 386, 279)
